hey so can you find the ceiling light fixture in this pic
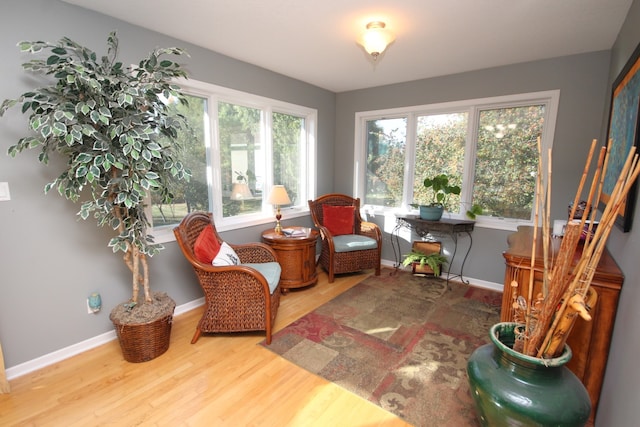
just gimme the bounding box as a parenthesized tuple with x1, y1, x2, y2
(359, 21, 395, 62)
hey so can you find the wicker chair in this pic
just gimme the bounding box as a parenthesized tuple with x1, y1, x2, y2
(308, 194, 382, 283)
(173, 212, 282, 344)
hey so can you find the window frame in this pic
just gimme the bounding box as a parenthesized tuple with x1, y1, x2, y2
(151, 78, 317, 243)
(354, 90, 560, 231)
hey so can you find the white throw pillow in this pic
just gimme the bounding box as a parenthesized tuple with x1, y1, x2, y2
(212, 242, 240, 266)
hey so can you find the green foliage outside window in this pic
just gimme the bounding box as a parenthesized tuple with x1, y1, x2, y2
(273, 112, 303, 205)
(362, 103, 545, 220)
(413, 113, 466, 210)
(365, 118, 406, 207)
(153, 95, 307, 222)
(152, 93, 208, 226)
(474, 105, 544, 219)
(218, 101, 262, 217)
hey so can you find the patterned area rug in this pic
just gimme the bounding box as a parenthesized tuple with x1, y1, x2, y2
(261, 271, 502, 426)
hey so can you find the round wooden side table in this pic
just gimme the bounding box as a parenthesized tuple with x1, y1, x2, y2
(261, 226, 319, 292)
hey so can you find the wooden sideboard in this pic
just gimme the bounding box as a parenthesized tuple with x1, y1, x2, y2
(501, 226, 623, 423)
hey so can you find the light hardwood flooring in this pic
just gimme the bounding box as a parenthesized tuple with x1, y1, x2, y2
(0, 268, 412, 427)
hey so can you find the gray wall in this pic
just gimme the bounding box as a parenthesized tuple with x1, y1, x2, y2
(1, 2, 638, 423)
(596, 0, 640, 425)
(335, 52, 611, 284)
(0, 0, 334, 368)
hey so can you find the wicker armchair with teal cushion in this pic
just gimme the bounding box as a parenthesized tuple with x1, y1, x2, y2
(173, 212, 282, 344)
(308, 194, 382, 283)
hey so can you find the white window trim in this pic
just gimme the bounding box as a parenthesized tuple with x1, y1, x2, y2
(151, 79, 317, 243)
(354, 90, 560, 231)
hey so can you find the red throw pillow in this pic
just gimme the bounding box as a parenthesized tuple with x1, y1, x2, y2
(323, 205, 355, 236)
(193, 225, 221, 264)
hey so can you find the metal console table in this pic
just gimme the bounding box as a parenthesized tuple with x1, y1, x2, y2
(392, 214, 475, 285)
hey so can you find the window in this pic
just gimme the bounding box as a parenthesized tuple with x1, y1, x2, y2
(150, 79, 317, 242)
(151, 93, 209, 228)
(354, 91, 559, 230)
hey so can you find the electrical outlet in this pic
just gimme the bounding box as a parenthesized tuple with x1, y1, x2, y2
(87, 292, 102, 314)
(0, 182, 10, 201)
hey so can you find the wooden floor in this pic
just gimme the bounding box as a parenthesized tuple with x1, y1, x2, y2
(0, 268, 412, 427)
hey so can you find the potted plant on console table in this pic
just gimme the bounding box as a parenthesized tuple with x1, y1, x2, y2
(0, 32, 191, 362)
(413, 173, 461, 221)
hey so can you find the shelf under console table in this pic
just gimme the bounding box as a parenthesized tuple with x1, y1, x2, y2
(391, 214, 475, 284)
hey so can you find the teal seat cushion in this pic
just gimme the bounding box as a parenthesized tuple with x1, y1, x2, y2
(242, 262, 281, 294)
(333, 234, 378, 253)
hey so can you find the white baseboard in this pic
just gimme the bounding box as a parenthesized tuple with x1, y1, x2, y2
(174, 297, 205, 317)
(5, 297, 204, 381)
(6, 265, 502, 381)
(466, 278, 504, 293)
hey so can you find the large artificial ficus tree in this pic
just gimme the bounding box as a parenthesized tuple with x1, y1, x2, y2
(0, 32, 191, 306)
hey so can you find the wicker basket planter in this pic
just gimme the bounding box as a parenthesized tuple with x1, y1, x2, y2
(110, 297, 176, 363)
(411, 261, 435, 275)
(405, 241, 446, 276)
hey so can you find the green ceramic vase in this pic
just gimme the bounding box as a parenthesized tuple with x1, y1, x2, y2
(466, 322, 591, 427)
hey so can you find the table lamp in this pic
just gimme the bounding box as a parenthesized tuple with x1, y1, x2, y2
(267, 185, 291, 234)
(230, 182, 253, 209)
(230, 182, 252, 201)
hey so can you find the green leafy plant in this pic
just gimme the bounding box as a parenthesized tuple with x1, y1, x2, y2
(402, 250, 449, 276)
(0, 32, 190, 312)
(422, 174, 461, 209)
(466, 203, 483, 219)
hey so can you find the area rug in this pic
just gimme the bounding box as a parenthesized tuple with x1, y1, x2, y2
(260, 271, 502, 426)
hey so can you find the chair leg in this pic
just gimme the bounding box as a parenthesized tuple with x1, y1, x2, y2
(375, 265, 381, 276)
(191, 328, 202, 344)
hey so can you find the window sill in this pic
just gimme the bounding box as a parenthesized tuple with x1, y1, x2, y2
(366, 207, 530, 233)
(151, 208, 311, 245)
(474, 217, 530, 232)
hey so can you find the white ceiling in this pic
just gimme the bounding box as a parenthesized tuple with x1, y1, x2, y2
(62, 0, 632, 93)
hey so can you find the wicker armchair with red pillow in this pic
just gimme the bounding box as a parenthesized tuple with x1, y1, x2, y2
(173, 212, 282, 344)
(308, 194, 382, 283)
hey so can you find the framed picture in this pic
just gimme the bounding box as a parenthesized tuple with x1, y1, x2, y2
(601, 41, 640, 232)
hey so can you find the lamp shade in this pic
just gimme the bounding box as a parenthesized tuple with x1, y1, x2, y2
(230, 183, 253, 200)
(267, 185, 291, 206)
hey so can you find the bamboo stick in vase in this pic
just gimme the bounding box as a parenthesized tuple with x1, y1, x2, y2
(569, 139, 597, 221)
(522, 142, 545, 354)
(524, 143, 600, 356)
(542, 287, 598, 358)
(583, 144, 611, 254)
(540, 205, 617, 358)
(523, 221, 582, 356)
(542, 146, 552, 296)
(539, 148, 640, 357)
(578, 147, 607, 247)
(576, 148, 639, 280)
